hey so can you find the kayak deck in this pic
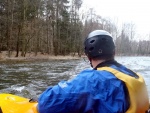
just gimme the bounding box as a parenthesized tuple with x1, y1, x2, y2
(0, 93, 38, 113)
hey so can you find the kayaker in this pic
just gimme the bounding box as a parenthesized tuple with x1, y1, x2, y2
(37, 30, 150, 113)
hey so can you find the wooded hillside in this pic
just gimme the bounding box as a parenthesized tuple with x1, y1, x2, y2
(0, 0, 150, 57)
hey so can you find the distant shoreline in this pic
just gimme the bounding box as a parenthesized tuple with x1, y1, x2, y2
(0, 51, 149, 61)
(0, 51, 83, 61)
(0, 55, 82, 61)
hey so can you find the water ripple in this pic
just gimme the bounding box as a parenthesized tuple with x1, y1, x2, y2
(0, 57, 150, 99)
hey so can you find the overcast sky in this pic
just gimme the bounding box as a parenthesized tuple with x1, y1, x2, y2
(82, 0, 150, 39)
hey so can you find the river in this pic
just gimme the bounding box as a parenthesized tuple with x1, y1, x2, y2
(0, 56, 150, 100)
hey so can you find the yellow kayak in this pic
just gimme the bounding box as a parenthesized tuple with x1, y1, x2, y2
(0, 93, 149, 113)
(0, 93, 38, 113)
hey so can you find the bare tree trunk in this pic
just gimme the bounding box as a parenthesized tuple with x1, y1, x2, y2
(15, 25, 21, 57)
(6, 0, 11, 57)
(9, 0, 14, 56)
(21, 0, 26, 57)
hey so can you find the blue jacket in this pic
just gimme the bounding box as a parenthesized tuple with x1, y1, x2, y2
(38, 61, 130, 113)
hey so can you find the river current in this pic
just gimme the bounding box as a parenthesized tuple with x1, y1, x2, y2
(0, 56, 150, 100)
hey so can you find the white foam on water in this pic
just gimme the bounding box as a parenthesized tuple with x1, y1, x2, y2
(18, 67, 32, 71)
(11, 85, 25, 92)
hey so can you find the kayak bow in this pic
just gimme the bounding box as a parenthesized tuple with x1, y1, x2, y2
(0, 93, 38, 113)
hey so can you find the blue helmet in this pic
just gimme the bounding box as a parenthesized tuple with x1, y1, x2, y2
(84, 30, 115, 58)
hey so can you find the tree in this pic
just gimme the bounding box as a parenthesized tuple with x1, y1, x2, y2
(0, 0, 149, 57)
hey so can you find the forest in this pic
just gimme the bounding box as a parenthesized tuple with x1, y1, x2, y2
(0, 0, 150, 57)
